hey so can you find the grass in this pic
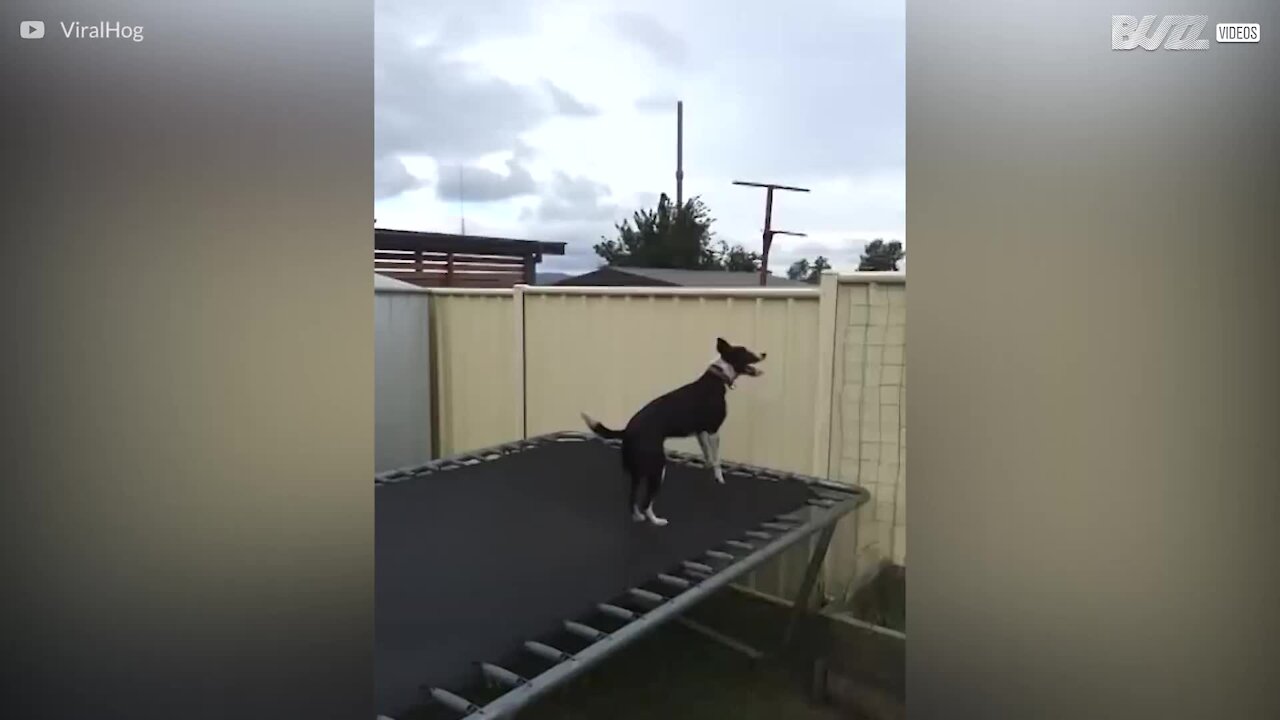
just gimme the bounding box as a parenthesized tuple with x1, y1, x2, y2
(834, 563, 905, 633)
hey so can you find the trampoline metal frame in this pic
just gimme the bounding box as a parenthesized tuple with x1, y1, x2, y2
(376, 431, 868, 720)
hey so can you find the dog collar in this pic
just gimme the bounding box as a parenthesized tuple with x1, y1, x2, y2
(708, 362, 735, 388)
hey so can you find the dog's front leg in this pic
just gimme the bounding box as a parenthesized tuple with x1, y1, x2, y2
(709, 433, 725, 484)
(697, 432, 714, 468)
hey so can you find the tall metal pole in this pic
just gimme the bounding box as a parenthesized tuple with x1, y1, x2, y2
(459, 166, 467, 236)
(732, 180, 811, 285)
(676, 101, 684, 208)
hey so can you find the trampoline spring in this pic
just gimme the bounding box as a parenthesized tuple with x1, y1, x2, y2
(564, 620, 608, 641)
(596, 603, 638, 621)
(705, 550, 735, 562)
(760, 521, 793, 532)
(427, 687, 481, 715)
(524, 640, 572, 663)
(627, 587, 666, 605)
(744, 530, 773, 541)
(479, 662, 526, 689)
(681, 560, 714, 575)
(656, 573, 691, 589)
(805, 498, 836, 508)
(725, 540, 755, 552)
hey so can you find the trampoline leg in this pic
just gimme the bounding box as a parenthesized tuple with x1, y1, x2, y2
(676, 617, 765, 661)
(783, 524, 836, 647)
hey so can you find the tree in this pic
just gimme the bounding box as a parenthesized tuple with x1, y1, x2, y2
(786, 255, 831, 284)
(593, 195, 762, 271)
(786, 259, 809, 281)
(716, 240, 762, 272)
(858, 239, 904, 271)
(593, 193, 719, 269)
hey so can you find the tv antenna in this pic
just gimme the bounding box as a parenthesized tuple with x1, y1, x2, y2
(731, 180, 810, 285)
(458, 166, 467, 235)
(676, 100, 684, 207)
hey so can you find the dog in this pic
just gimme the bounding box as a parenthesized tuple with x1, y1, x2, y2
(581, 337, 767, 526)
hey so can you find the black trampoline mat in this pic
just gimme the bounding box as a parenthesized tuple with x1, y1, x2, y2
(375, 437, 816, 717)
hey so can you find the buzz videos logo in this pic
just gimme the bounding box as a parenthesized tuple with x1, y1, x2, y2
(1112, 15, 1210, 50)
(1112, 15, 1261, 50)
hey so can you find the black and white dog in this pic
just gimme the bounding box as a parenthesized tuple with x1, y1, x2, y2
(581, 338, 767, 526)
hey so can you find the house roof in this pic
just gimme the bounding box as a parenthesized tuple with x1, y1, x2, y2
(556, 266, 813, 288)
(535, 271, 573, 285)
(374, 228, 566, 258)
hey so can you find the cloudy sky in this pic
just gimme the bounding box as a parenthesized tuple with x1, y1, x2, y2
(374, 0, 904, 274)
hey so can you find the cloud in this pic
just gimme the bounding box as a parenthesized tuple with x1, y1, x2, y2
(524, 172, 618, 223)
(543, 81, 600, 117)
(376, 40, 547, 164)
(512, 138, 537, 161)
(610, 11, 689, 67)
(374, 156, 429, 200)
(375, 0, 537, 51)
(435, 158, 538, 202)
(634, 92, 679, 114)
(680, 2, 905, 179)
(374, 26, 551, 201)
(534, 228, 608, 273)
(515, 173, 632, 272)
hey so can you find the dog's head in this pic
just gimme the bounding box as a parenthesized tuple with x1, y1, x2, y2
(715, 337, 767, 379)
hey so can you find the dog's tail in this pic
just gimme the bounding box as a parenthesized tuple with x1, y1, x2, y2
(581, 412, 625, 440)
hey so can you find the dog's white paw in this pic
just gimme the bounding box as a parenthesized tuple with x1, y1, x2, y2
(714, 469, 726, 484)
(644, 507, 668, 526)
(631, 508, 646, 522)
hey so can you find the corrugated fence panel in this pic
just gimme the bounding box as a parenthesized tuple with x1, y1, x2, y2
(375, 289, 434, 472)
(522, 290, 821, 471)
(429, 292, 519, 456)
(521, 288, 822, 598)
(823, 277, 907, 601)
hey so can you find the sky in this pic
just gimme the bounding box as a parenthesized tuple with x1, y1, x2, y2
(374, 0, 904, 274)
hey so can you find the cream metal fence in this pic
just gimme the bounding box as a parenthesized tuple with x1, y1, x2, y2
(816, 274, 908, 597)
(521, 285, 823, 473)
(427, 289, 520, 457)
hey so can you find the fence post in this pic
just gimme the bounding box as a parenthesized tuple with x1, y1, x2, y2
(811, 271, 840, 480)
(512, 284, 528, 440)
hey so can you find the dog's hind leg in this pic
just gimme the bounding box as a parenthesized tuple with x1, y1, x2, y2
(629, 473, 646, 522)
(642, 466, 669, 526)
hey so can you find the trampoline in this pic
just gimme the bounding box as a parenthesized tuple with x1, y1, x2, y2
(376, 431, 867, 720)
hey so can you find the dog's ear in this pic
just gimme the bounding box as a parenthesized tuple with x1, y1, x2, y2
(715, 337, 731, 354)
